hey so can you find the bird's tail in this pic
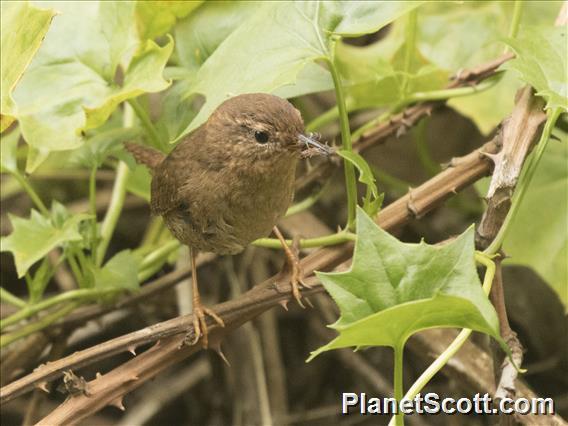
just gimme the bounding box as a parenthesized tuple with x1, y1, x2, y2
(124, 142, 165, 171)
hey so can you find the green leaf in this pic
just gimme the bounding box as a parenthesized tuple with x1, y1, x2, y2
(135, 0, 202, 40)
(92, 250, 139, 291)
(0, 2, 55, 132)
(83, 37, 173, 131)
(0, 204, 90, 277)
(309, 208, 503, 360)
(178, 1, 425, 139)
(0, 128, 20, 174)
(10, 2, 173, 171)
(175, 1, 258, 73)
(336, 150, 383, 216)
(503, 26, 567, 111)
(504, 138, 568, 310)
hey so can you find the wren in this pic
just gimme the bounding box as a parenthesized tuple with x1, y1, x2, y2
(126, 93, 331, 346)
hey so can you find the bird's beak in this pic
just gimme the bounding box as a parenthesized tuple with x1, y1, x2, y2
(297, 133, 333, 156)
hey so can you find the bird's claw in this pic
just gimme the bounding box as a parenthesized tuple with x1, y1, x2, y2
(186, 304, 225, 348)
(288, 239, 312, 309)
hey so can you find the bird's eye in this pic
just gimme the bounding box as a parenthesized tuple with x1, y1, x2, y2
(254, 131, 269, 144)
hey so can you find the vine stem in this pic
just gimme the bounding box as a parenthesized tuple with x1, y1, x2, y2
(388, 252, 496, 426)
(0, 288, 26, 308)
(96, 161, 130, 266)
(485, 108, 562, 255)
(0, 302, 80, 348)
(507, 0, 524, 41)
(96, 104, 135, 266)
(12, 173, 49, 216)
(253, 231, 356, 250)
(393, 343, 405, 426)
(128, 98, 164, 151)
(89, 165, 98, 258)
(0, 288, 119, 331)
(328, 36, 357, 230)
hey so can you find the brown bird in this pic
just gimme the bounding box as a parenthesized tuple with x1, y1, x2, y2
(125, 93, 331, 346)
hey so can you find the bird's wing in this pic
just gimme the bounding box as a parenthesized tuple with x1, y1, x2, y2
(150, 125, 206, 216)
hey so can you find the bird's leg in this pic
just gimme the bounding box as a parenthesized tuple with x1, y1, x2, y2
(188, 247, 224, 348)
(272, 226, 311, 308)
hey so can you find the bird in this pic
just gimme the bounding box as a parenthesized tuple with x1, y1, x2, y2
(125, 93, 332, 347)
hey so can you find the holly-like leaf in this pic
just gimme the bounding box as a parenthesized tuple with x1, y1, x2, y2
(92, 250, 140, 291)
(9, 2, 173, 171)
(504, 137, 568, 311)
(135, 0, 202, 40)
(309, 208, 503, 360)
(0, 2, 55, 132)
(0, 204, 90, 277)
(503, 26, 567, 112)
(178, 1, 425, 139)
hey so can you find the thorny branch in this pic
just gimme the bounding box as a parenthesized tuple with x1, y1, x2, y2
(475, 85, 547, 425)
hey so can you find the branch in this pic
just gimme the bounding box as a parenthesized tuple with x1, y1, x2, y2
(472, 85, 546, 425)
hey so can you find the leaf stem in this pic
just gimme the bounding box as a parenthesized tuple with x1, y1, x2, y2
(138, 239, 181, 282)
(285, 182, 329, 217)
(507, 0, 524, 41)
(128, 98, 164, 151)
(253, 231, 356, 250)
(0, 302, 80, 348)
(413, 118, 440, 176)
(401, 9, 418, 97)
(388, 253, 496, 426)
(328, 37, 357, 230)
(485, 108, 561, 255)
(12, 173, 49, 216)
(0, 287, 26, 308)
(96, 161, 130, 266)
(0, 287, 119, 330)
(393, 343, 405, 426)
(89, 165, 98, 258)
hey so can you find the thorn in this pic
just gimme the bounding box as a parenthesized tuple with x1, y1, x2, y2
(211, 342, 231, 366)
(151, 340, 161, 350)
(279, 299, 289, 311)
(110, 397, 125, 411)
(129, 375, 139, 382)
(406, 188, 420, 218)
(304, 297, 314, 308)
(127, 345, 137, 356)
(96, 372, 102, 379)
(479, 150, 501, 164)
(450, 187, 458, 195)
(36, 381, 49, 393)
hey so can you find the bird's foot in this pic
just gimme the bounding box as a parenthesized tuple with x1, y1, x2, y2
(186, 303, 224, 348)
(284, 236, 312, 308)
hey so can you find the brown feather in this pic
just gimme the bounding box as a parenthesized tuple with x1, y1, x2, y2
(124, 142, 165, 171)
